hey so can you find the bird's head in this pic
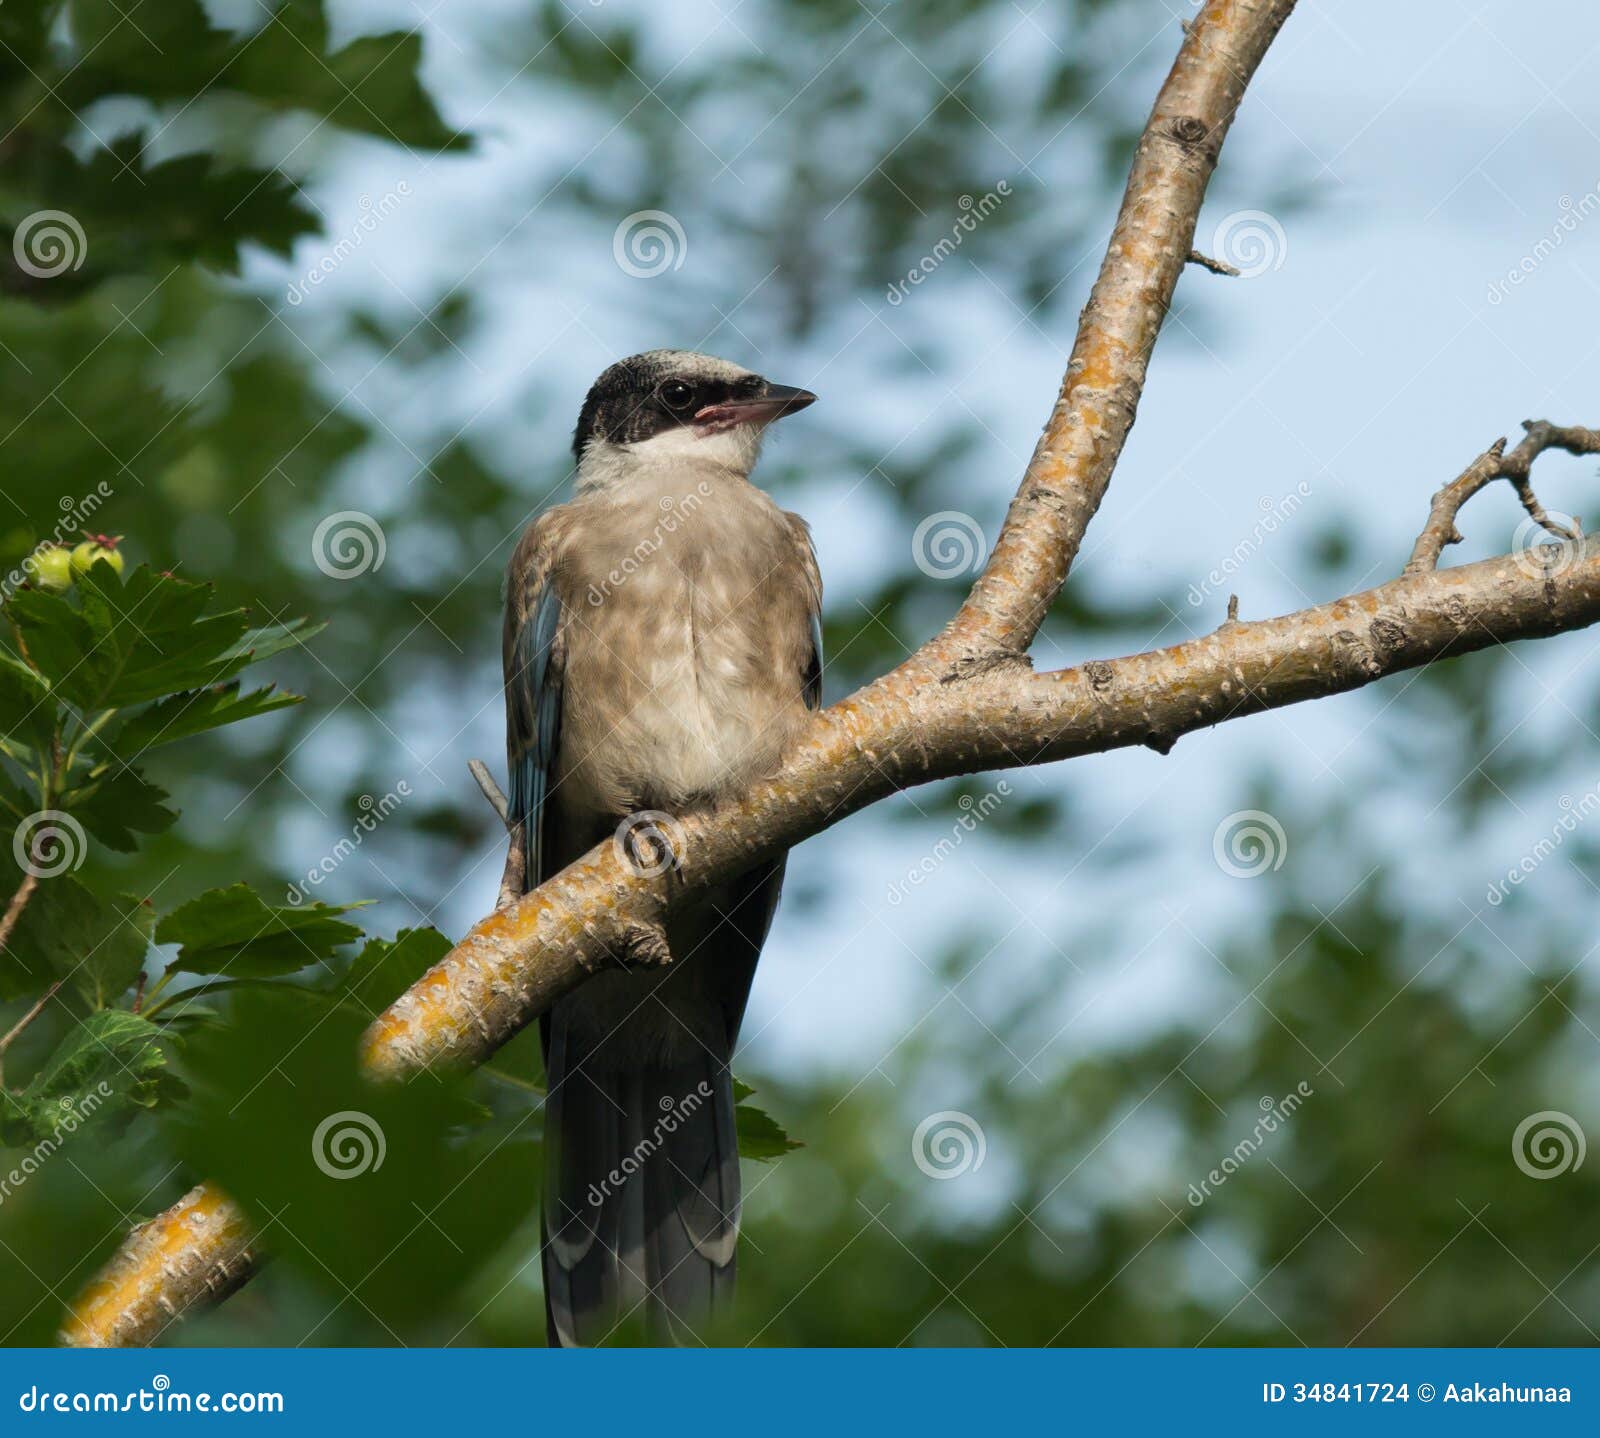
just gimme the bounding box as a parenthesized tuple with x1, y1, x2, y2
(572, 349, 816, 488)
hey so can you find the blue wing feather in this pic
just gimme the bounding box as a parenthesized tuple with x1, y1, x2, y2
(805, 611, 824, 711)
(507, 583, 563, 889)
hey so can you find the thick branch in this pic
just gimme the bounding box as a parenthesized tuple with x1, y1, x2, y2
(1404, 420, 1597, 575)
(933, 0, 1297, 662)
(361, 529, 1600, 1076)
(60, 1183, 259, 1348)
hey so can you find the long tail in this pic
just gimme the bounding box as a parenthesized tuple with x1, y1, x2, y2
(541, 1012, 740, 1347)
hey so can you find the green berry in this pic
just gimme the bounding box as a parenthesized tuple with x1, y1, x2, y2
(25, 543, 74, 592)
(70, 534, 125, 578)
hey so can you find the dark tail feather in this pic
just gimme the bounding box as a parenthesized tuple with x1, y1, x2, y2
(542, 1009, 739, 1347)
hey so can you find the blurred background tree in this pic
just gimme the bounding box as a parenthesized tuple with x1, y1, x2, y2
(2, 0, 1597, 1345)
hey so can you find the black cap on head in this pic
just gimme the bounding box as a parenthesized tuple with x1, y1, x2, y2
(572, 350, 814, 460)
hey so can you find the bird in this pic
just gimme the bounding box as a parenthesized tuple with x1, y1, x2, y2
(500, 349, 821, 1346)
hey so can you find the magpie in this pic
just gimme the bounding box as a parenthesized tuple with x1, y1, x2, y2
(501, 349, 820, 1345)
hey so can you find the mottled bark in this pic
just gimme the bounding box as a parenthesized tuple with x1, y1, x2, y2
(930, 0, 1297, 663)
(365, 531, 1600, 1074)
(60, 1183, 259, 1348)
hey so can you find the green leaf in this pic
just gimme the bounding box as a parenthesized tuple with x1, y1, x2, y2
(4, 587, 98, 706)
(0, 1141, 145, 1343)
(111, 682, 303, 754)
(225, 617, 326, 666)
(0, 769, 34, 822)
(10, 566, 247, 709)
(0, 651, 55, 753)
(0, 1009, 181, 1148)
(3, 135, 322, 283)
(10, 567, 319, 713)
(335, 927, 452, 1013)
(155, 883, 367, 977)
(60, 765, 177, 851)
(0, 876, 152, 1007)
(733, 1084, 801, 1161)
(65, 0, 466, 151)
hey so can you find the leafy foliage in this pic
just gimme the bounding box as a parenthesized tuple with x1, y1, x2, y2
(156, 885, 367, 978)
(0, 1009, 180, 1147)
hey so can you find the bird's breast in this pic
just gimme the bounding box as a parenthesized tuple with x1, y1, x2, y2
(556, 479, 813, 815)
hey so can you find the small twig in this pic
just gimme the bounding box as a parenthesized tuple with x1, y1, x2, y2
(0, 976, 62, 1090)
(1187, 248, 1240, 277)
(0, 870, 39, 957)
(468, 758, 512, 832)
(131, 970, 147, 1015)
(1405, 420, 1600, 575)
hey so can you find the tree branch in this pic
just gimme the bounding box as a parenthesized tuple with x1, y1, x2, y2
(0, 870, 38, 957)
(930, 0, 1297, 665)
(0, 976, 60, 1091)
(68, 0, 1599, 1349)
(60, 1183, 259, 1348)
(361, 523, 1600, 1074)
(1404, 420, 1597, 575)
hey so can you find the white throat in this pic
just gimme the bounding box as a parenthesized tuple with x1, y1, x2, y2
(577, 422, 766, 493)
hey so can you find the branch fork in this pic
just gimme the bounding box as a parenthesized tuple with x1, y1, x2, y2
(1404, 420, 1598, 576)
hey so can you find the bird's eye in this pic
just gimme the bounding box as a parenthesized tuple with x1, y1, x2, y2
(661, 380, 694, 410)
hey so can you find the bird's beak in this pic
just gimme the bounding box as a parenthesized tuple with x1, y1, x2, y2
(694, 381, 817, 431)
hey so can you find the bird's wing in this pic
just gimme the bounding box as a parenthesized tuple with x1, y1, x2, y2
(788, 510, 824, 712)
(503, 513, 566, 889)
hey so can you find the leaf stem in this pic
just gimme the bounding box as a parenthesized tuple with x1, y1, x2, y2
(62, 709, 116, 773)
(0, 972, 60, 1091)
(142, 975, 329, 1021)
